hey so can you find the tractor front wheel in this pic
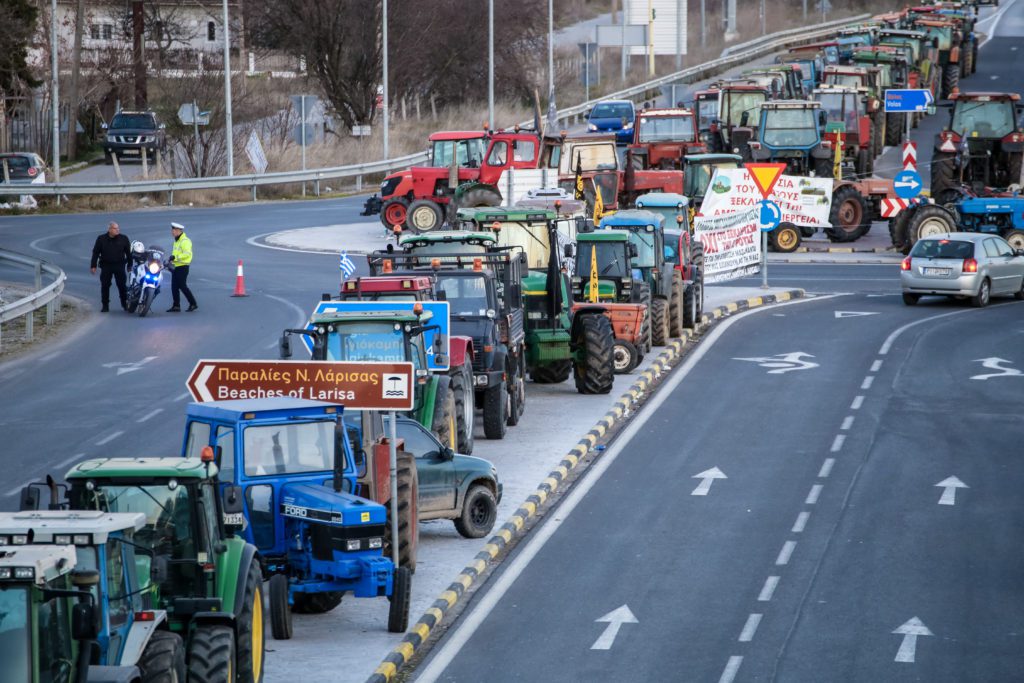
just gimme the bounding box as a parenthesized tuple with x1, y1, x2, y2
(406, 199, 445, 233)
(431, 381, 457, 450)
(138, 630, 186, 683)
(1004, 230, 1024, 251)
(770, 223, 802, 253)
(885, 112, 902, 146)
(612, 339, 639, 374)
(268, 574, 292, 641)
(683, 283, 699, 330)
(235, 560, 266, 683)
(813, 157, 834, 179)
(451, 363, 475, 454)
(384, 450, 419, 572)
(188, 625, 235, 683)
(650, 298, 669, 346)
(827, 185, 869, 243)
(506, 355, 526, 426)
(573, 314, 614, 395)
(380, 198, 409, 229)
(482, 383, 508, 439)
(387, 566, 412, 633)
(855, 148, 872, 178)
(930, 152, 957, 199)
(531, 360, 572, 384)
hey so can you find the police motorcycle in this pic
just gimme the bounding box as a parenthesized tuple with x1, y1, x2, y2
(126, 240, 167, 317)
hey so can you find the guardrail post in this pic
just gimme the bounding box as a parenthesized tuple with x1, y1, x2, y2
(34, 262, 42, 291)
(168, 190, 174, 206)
(356, 175, 362, 193)
(315, 179, 321, 197)
(25, 308, 33, 341)
(46, 299, 55, 325)
(252, 184, 257, 202)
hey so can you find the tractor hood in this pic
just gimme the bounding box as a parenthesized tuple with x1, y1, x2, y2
(279, 482, 386, 527)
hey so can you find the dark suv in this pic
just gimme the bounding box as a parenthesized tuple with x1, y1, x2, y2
(102, 110, 166, 164)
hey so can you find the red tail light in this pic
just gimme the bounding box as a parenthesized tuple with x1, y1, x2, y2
(963, 258, 978, 273)
(901, 257, 912, 271)
(27, 167, 37, 177)
(134, 611, 156, 622)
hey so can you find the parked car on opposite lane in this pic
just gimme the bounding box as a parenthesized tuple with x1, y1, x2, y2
(102, 110, 166, 164)
(0, 153, 47, 185)
(587, 100, 637, 145)
(900, 232, 1024, 307)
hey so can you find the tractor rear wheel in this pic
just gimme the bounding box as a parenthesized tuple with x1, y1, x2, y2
(292, 591, 343, 615)
(1004, 230, 1024, 251)
(268, 574, 292, 641)
(450, 187, 502, 220)
(827, 185, 869, 243)
(235, 560, 266, 683)
(635, 283, 653, 353)
(812, 156, 834, 178)
(406, 199, 445, 233)
(683, 283, 698, 331)
(482, 383, 508, 439)
(573, 314, 614, 395)
(1007, 153, 1023, 188)
(890, 209, 914, 253)
(907, 205, 957, 251)
(885, 112, 902, 147)
(431, 381, 457, 449)
(612, 339, 639, 374)
(380, 198, 409, 229)
(669, 278, 684, 337)
(930, 152, 956, 199)
(855, 148, 871, 178)
(387, 566, 412, 633)
(188, 625, 235, 683)
(138, 630, 186, 683)
(941, 63, 959, 100)
(650, 297, 669, 347)
(531, 360, 572, 384)
(451, 363, 475, 454)
(872, 116, 884, 157)
(770, 223, 802, 253)
(384, 450, 419, 572)
(506, 354, 526, 426)
(691, 241, 705, 319)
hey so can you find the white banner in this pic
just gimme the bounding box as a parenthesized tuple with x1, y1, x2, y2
(693, 206, 762, 283)
(700, 169, 833, 228)
(245, 131, 268, 175)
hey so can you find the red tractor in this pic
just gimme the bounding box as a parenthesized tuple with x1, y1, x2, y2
(363, 128, 561, 233)
(627, 107, 706, 170)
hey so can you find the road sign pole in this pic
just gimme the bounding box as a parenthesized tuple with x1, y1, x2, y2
(193, 100, 202, 178)
(301, 95, 307, 197)
(906, 111, 911, 145)
(388, 410, 399, 568)
(761, 230, 769, 289)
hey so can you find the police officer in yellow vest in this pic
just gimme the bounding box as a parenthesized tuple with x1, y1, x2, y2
(167, 222, 198, 312)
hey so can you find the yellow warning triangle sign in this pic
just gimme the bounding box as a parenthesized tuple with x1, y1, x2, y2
(744, 163, 787, 199)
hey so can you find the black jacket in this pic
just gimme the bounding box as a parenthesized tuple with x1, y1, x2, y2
(91, 233, 131, 268)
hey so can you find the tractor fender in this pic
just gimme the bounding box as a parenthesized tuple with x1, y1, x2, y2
(225, 541, 260, 618)
(810, 144, 833, 160)
(453, 181, 503, 203)
(570, 306, 607, 343)
(657, 267, 675, 299)
(117, 611, 169, 666)
(448, 335, 474, 369)
(190, 611, 236, 632)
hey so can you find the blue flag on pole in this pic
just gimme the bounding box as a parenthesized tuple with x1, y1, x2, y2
(339, 251, 357, 280)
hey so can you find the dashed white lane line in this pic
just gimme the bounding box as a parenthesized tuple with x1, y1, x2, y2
(840, 415, 855, 431)
(95, 431, 124, 446)
(137, 408, 163, 423)
(758, 576, 780, 602)
(776, 540, 797, 566)
(818, 458, 835, 479)
(174, 392, 191, 402)
(870, 360, 883, 373)
(792, 512, 810, 533)
(850, 395, 864, 410)
(718, 656, 744, 683)
(53, 452, 86, 470)
(738, 613, 763, 642)
(805, 484, 823, 505)
(830, 435, 846, 453)
(861, 376, 874, 390)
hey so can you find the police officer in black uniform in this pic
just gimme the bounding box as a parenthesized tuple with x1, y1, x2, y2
(90, 221, 131, 312)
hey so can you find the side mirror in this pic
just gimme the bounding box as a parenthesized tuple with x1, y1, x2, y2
(278, 334, 292, 359)
(441, 446, 455, 461)
(628, 243, 639, 258)
(149, 555, 169, 585)
(819, 110, 828, 128)
(564, 243, 575, 258)
(18, 486, 40, 511)
(433, 333, 447, 354)
(222, 485, 244, 514)
(71, 602, 99, 642)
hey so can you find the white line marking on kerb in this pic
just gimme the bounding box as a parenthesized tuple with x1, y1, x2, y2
(95, 431, 124, 446)
(137, 408, 163, 423)
(776, 541, 797, 566)
(758, 576, 780, 602)
(738, 614, 763, 642)
(818, 458, 835, 478)
(792, 512, 810, 533)
(805, 484, 823, 505)
(413, 294, 847, 683)
(850, 395, 864, 410)
(840, 416, 855, 431)
(831, 435, 846, 453)
(861, 376, 874, 390)
(718, 656, 744, 683)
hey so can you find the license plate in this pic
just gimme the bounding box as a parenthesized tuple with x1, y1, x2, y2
(121, 149, 140, 155)
(922, 267, 950, 276)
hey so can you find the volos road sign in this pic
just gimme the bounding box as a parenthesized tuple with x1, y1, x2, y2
(884, 89, 934, 113)
(186, 359, 414, 411)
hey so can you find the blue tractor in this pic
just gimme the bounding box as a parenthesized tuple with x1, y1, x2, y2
(894, 193, 1024, 253)
(745, 101, 835, 178)
(181, 398, 411, 639)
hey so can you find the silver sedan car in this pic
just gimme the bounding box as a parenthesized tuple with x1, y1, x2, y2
(901, 232, 1024, 307)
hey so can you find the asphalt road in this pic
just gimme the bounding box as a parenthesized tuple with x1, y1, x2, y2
(415, 292, 1024, 682)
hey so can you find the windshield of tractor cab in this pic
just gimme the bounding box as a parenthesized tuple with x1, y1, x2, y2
(575, 242, 629, 278)
(405, 241, 488, 259)
(824, 73, 862, 89)
(435, 274, 491, 317)
(638, 115, 696, 142)
(762, 108, 818, 147)
(696, 98, 718, 131)
(326, 321, 408, 363)
(0, 587, 29, 683)
(952, 101, 1016, 138)
(685, 161, 738, 199)
(723, 93, 766, 128)
(815, 93, 861, 130)
(430, 138, 486, 168)
(492, 221, 551, 270)
(244, 421, 334, 477)
(559, 144, 619, 174)
(626, 230, 657, 267)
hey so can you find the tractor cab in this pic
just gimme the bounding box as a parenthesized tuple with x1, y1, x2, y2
(813, 85, 874, 175)
(627, 108, 705, 169)
(694, 88, 720, 139)
(558, 136, 622, 211)
(572, 231, 639, 302)
(428, 131, 488, 168)
(750, 101, 834, 177)
(744, 66, 805, 99)
(598, 210, 665, 282)
(712, 83, 770, 153)
(852, 48, 911, 89)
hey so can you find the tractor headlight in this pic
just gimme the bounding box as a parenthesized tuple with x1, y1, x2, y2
(368, 537, 383, 549)
(73, 535, 91, 546)
(13, 567, 34, 580)
(54, 535, 72, 545)
(346, 539, 361, 551)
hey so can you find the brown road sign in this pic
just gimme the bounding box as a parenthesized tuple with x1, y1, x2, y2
(186, 360, 415, 411)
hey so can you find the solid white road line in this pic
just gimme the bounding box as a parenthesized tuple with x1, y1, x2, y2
(414, 294, 847, 683)
(718, 656, 744, 683)
(840, 416, 854, 431)
(878, 307, 1003, 355)
(137, 408, 163, 423)
(805, 484, 823, 506)
(738, 614, 763, 642)
(830, 435, 846, 453)
(860, 376, 874, 390)
(978, 0, 1020, 47)
(850, 395, 864, 410)
(95, 431, 124, 446)
(792, 512, 810, 534)
(758, 576, 780, 602)
(818, 458, 835, 479)
(776, 541, 797, 566)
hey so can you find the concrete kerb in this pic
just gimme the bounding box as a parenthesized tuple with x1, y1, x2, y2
(365, 289, 806, 683)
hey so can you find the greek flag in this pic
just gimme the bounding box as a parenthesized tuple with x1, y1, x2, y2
(339, 251, 357, 280)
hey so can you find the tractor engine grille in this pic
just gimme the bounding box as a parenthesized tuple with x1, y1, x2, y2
(472, 337, 487, 372)
(309, 523, 387, 561)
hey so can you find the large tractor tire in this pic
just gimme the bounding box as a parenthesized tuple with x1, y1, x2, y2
(384, 450, 419, 572)
(268, 574, 292, 641)
(138, 630, 186, 683)
(482, 383, 508, 439)
(451, 363, 475, 454)
(506, 354, 526, 426)
(885, 112, 902, 147)
(827, 185, 870, 243)
(769, 223, 802, 253)
(872, 117, 884, 157)
(235, 560, 266, 683)
(531, 360, 572, 384)
(855, 148, 872, 178)
(1007, 153, 1023, 188)
(682, 283, 699, 331)
(635, 282, 653, 352)
(890, 209, 914, 253)
(450, 187, 502, 219)
(941, 63, 959, 100)
(387, 566, 412, 634)
(188, 625, 236, 683)
(691, 241, 705, 319)
(930, 151, 957, 201)
(812, 156, 834, 179)
(612, 339, 640, 374)
(406, 199, 445, 233)
(292, 591, 343, 615)
(668, 277, 684, 337)
(650, 297, 669, 347)
(573, 314, 614, 395)
(961, 42, 973, 77)
(431, 381, 457, 450)
(907, 205, 957, 251)
(380, 198, 409, 229)
(972, 40, 979, 74)
(1004, 230, 1024, 251)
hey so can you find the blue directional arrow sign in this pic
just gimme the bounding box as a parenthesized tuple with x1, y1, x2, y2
(894, 169, 923, 200)
(759, 199, 781, 232)
(884, 89, 934, 113)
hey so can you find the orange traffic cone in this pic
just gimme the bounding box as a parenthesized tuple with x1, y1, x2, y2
(231, 259, 248, 297)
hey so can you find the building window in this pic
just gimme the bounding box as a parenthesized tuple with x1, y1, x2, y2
(89, 24, 100, 40)
(207, 21, 216, 42)
(102, 24, 113, 40)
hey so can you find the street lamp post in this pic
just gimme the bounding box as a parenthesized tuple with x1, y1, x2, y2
(548, 0, 555, 122)
(488, 0, 494, 130)
(221, 0, 234, 175)
(383, 0, 390, 159)
(50, 0, 60, 186)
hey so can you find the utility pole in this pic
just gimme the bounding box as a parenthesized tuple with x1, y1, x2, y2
(621, 0, 629, 82)
(724, 0, 738, 42)
(700, 0, 706, 51)
(132, 1, 146, 108)
(548, 0, 555, 118)
(50, 0, 60, 184)
(382, 0, 390, 158)
(488, 0, 494, 130)
(803, 0, 808, 21)
(222, 0, 234, 175)
(647, 0, 654, 77)
(67, 0, 84, 162)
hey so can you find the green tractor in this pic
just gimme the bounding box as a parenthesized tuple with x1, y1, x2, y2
(455, 206, 615, 394)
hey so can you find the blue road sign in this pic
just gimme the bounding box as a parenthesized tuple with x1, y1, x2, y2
(884, 89, 934, 113)
(894, 170, 923, 200)
(302, 300, 451, 371)
(759, 199, 781, 232)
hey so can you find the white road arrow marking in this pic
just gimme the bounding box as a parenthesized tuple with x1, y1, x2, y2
(834, 311, 880, 318)
(733, 352, 819, 374)
(970, 357, 1022, 381)
(691, 467, 727, 496)
(590, 605, 637, 650)
(935, 476, 968, 506)
(193, 364, 216, 402)
(893, 617, 933, 663)
(102, 356, 158, 375)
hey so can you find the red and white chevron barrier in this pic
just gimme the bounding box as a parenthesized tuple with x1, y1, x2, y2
(881, 197, 910, 218)
(902, 142, 917, 172)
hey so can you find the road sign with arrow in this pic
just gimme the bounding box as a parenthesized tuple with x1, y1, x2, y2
(894, 169, 923, 200)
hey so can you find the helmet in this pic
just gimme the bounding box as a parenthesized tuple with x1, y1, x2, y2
(131, 240, 145, 255)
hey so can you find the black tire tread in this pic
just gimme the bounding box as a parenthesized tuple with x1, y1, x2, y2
(573, 315, 614, 395)
(138, 630, 186, 683)
(482, 382, 507, 439)
(454, 484, 498, 538)
(384, 451, 418, 572)
(234, 560, 265, 683)
(650, 297, 668, 346)
(188, 624, 235, 683)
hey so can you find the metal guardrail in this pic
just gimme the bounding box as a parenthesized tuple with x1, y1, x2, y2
(0, 249, 67, 350)
(20, 13, 872, 203)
